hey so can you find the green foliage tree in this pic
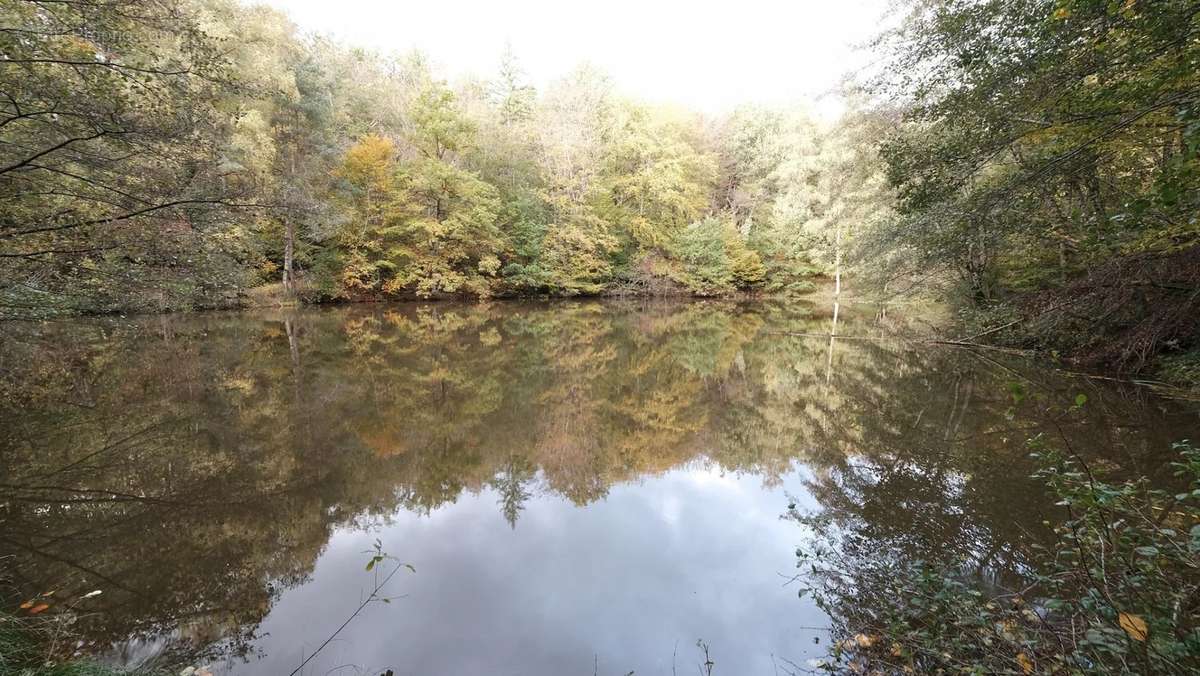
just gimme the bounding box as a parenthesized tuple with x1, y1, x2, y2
(600, 105, 716, 251)
(388, 153, 504, 297)
(667, 217, 766, 295)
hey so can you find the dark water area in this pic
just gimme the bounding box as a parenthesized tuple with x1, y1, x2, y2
(0, 300, 1196, 675)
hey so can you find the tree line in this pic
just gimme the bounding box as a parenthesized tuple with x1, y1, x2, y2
(0, 0, 886, 317)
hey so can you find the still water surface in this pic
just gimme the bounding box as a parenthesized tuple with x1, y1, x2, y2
(1, 300, 1196, 674)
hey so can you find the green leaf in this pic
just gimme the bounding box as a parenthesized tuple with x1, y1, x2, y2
(1074, 393, 1088, 407)
(1007, 382, 1026, 404)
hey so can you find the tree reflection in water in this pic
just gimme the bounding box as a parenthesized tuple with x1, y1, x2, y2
(0, 300, 1193, 668)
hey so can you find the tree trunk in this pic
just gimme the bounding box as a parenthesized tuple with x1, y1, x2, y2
(833, 223, 843, 298)
(284, 143, 298, 297)
(283, 220, 295, 296)
(966, 220, 992, 304)
(826, 299, 839, 386)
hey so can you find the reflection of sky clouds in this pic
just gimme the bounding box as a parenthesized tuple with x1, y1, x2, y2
(655, 493, 683, 526)
(226, 466, 827, 676)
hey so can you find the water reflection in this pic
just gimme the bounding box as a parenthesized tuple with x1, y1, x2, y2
(0, 300, 1194, 674)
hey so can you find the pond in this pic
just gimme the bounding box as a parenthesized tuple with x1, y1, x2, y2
(1, 300, 1196, 675)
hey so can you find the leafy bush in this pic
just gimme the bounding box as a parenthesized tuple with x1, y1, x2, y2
(793, 439, 1200, 674)
(729, 246, 767, 289)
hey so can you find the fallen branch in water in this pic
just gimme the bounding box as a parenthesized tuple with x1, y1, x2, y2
(763, 329, 1036, 354)
(923, 338, 1036, 355)
(763, 331, 906, 342)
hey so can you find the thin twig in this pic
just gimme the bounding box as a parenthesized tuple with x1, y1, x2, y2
(288, 562, 406, 676)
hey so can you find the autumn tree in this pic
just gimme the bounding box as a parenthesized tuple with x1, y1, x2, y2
(331, 83, 504, 298)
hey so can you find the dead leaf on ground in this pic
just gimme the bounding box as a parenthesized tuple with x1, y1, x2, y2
(1119, 612, 1148, 642)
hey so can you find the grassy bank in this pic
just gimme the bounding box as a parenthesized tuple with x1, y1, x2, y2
(0, 615, 172, 676)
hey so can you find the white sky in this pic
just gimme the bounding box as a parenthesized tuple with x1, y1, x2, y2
(251, 0, 891, 117)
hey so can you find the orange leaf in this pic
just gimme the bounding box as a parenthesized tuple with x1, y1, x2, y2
(29, 603, 50, 614)
(1119, 612, 1148, 642)
(1017, 652, 1034, 674)
(18, 600, 33, 609)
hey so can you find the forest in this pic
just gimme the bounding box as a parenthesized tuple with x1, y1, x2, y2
(2, 0, 1194, 382)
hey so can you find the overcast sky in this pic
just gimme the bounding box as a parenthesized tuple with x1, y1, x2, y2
(252, 0, 891, 116)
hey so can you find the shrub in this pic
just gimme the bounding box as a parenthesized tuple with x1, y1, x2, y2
(793, 439, 1200, 674)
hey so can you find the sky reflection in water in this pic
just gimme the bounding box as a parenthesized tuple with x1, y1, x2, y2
(248, 465, 824, 676)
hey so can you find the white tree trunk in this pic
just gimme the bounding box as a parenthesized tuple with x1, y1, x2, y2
(283, 221, 295, 296)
